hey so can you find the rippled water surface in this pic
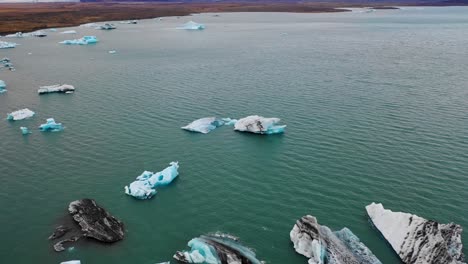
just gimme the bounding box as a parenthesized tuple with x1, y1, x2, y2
(1, 7, 467, 264)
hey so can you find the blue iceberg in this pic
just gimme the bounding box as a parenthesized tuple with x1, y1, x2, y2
(39, 118, 64, 132)
(174, 233, 263, 264)
(60, 36, 98, 45)
(177, 21, 205, 30)
(182, 117, 237, 134)
(20, 127, 31, 135)
(0, 80, 6, 93)
(290, 215, 382, 264)
(234, 115, 285, 134)
(124, 162, 179, 199)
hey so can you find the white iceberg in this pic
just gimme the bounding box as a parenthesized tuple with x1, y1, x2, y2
(38, 84, 75, 94)
(0, 80, 6, 93)
(80, 22, 99, 28)
(177, 21, 205, 30)
(108, 50, 116, 54)
(20, 127, 31, 135)
(366, 203, 465, 264)
(60, 36, 98, 45)
(0, 41, 18, 49)
(49, 28, 57, 32)
(124, 162, 179, 200)
(120, 20, 137, 24)
(99, 23, 116, 30)
(60, 261, 81, 264)
(39, 118, 64, 132)
(4, 32, 23, 38)
(181, 117, 225, 134)
(7, 108, 35, 121)
(234, 115, 286, 134)
(61, 30, 77, 34)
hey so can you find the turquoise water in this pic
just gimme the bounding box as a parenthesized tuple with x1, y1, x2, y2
(1, 7, 467, 263)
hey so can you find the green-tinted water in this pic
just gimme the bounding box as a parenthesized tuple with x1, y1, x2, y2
(1, 7, 467, 264)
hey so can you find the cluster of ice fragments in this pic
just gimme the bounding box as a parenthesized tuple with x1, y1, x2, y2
(38, 84, 75, 94)
(39, 118, 64, 132)
(1, 57, 15, 71)
(7, 108, 35, 121)
(125, 162, 179, 199)
(174, 233, 263, 264)
(366, 203, 465, 264)
(177, 21, 205, 30)
(60, 36, 98, 45)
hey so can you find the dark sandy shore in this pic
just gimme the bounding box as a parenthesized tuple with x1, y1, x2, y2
(0, 2, 406, 34)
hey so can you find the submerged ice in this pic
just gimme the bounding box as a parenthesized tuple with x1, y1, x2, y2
(124, 162, 179, 199)
(234, 115, 286, 134)
(174, 233, 263, 264)
(7, 108, 35, 121)
(177, 21, 205, 30)
(290, 215, 382, 264)
(39, 118, 64, 132)
(181, 117, 236, 134)
(60, 36, 98, 45)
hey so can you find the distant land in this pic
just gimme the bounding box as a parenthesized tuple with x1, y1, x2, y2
(0, 1, 467, 34)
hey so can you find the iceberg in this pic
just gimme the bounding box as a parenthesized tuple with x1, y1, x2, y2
(0, 80, 6, 93)
(1, 57, 15, 71)
(4, 32, 23, 38)
(124, 162, 179, 199)
(181, 117, 238, 134)
(60, 261, 81, 264)
(108, 50, 116, 54)
(120, 20, 138, 24)
(7, 108, 35, 121)
(60, 36, 98, 45)
(99, 23, 117, 30)
(38, 84, 75, 94)
(61, 30, 77, 34)
(234, 115, 286, 134)
(177, 21, 205, 30)
(174, 233, 263, 264)
(31, 30, 47, 37)
(39, 118, 64, 132)
(80, 22, 99, 28)
(20, 127, 31, 135)
(366, 203, 465, 264)
(0, 41, 17, 49)
(290, 215, 382, 264)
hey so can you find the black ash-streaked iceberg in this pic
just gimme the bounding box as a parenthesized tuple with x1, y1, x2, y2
(174, 233, 263, 264)
(7, 108, 35, 121)
(38, 84, 75, 94)
(290, 215, 381, 264)
(125, 162, 179, 199)
(234, 115, 285, 134)
(366, 202, 465, 264)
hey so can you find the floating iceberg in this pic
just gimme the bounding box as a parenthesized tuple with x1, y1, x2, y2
(61, 30, 77, 34)
(120, 20, 138, 24)
(7, 109, 35, 121)
(20, 127, 31, 135)
(0, 41, 17, 49)
(366, 203, 465, 264)
(38, 84, 75, 94)
(80, 22, 99, 28)
(60, 36, 98, 45)
(0, 80, 6, 93)
(182, 117, 237, 134)
(99, 23, 117, 30)
(31, 30, 47, 37)
(108, 50, 116, 54)
(39, 118, 64, 132)
(124, 162, 179, 199)
(291, 215, 381, 264)
(49, 28, 57, 32)
(1, 57, 15, 71)
(4, 32, 23, 38)
(177, 21, 205, 30)
(174, 233, 263, 264)
(60, 261, 81, 264)
(234, 115, 286, 134)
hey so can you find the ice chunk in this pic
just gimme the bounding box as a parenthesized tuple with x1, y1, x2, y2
(60, 36, 98, 45)
(20, 127, 31, 135)
(99, 23, 117, 30)
(1, 57, 15, 71)
(125, 162, 179, 199)
(31, 30, 47, 37)
(39, 118, 64, 132)
(0, 80, 6, 93)
(120, 20, 138, 24)
(181, 117, 226, 134)
(234, 115, 286, 134)
(49, 28, 57, 32)
(290, 215, 382, 264)
(38, 84, 75, 94)
(4, 32, 23, 38)
(177, 21, 205, 30)
(108, 50, 116, 54)
(0, 41, 18, 49)
(61, 30, 77, 34)
(222, 118, 237, 126)
(60, 261, 81, 264)
(174, 233, 263, 264)
(80, 22, 99, 28)
(7, 108, 35, 121)
(366, 203, 465, 264)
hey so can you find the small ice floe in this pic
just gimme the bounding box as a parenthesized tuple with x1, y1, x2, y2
(181, 117, 237, 134)
(0, 41, 17, 49)
(120, 20, 138, 24)
(234, 115, 286, 134)
(7, 108, 35, 121)
(31, 30, 47, 37)
(99, 23, 117, 30)
(108, 50, 116, 54)
(60, 261, 80, 264)
(49, 28, 57, 32)
(60, 30, 77, 34)
(1, 57, 15, 71)
(38, 84, 75, 94)
(39, 118, 64, 132)
(124, 162, 179, 200)
(177, 21, 205, 30)
(0, 80, 6, 93)
(60, 36, 98, 45)
(20, 127, 31, 135)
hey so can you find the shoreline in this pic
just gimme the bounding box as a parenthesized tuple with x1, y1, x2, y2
(0, 2, 462, 35)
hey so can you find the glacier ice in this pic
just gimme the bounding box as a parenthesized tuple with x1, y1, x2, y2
(181, 117, 238, 134)
(60, 36, 98, 45)
(124, 162, 179, 199)
(61, 30, 77, 34)
(108, 50, 116, 54)
(120, 20, 138, 24)
(0, 80, 6, 93)
(0, 41, 18, 49)
(38, 84, 75, 94)
(20, 127, 31, 135)
(4, 32, 24, 38)
(290, 215, 382, 264)
(177, 21, 205, 30)
(174, 233, 263, 264)
(222, 118, 238, 126)
(366, 202, 465, 264)
(7, 108, 35, 121)
(39, 118, 64, 132)
(99, 23, 117, 30)
(234, 115, 286, 134)
(1, 57, 15, 71)
(60, 261, 81, 264)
